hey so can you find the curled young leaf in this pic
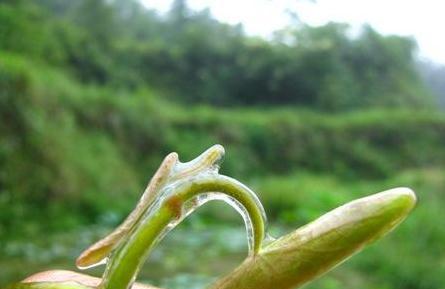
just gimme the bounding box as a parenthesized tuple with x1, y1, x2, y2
(209, 188, 416, 289)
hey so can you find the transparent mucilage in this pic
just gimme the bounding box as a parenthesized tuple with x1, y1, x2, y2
(84, 145, 269, 289)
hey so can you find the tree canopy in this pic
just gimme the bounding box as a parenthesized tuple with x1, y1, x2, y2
(0, 0, 433, 111)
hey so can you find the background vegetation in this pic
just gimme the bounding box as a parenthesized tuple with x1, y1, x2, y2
(1, 1, 444, 289)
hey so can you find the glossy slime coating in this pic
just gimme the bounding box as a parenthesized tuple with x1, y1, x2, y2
(76, 152, 179, 269)
(75, 144, 267, 289)
(77, 145, 229, 269)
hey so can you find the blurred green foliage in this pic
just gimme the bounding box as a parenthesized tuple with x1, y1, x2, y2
(2, 54, 445, 231)
(0, 0, 434, 109)
(0, 1, 444, 289)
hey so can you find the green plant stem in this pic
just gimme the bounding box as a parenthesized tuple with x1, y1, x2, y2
(175, 174, 266, 253)
(209, 188, 416, 289)
(100, 175, 266, 289)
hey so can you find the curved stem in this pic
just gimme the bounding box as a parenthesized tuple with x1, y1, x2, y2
(99, 175, 266, 289)
(76, 145, 225, 269)
(76, 152, 178, 269)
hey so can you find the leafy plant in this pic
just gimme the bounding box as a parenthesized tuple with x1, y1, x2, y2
(6, 145, 416, 289)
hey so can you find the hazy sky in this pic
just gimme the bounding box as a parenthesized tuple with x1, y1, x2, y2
(142, 0, 445, 64)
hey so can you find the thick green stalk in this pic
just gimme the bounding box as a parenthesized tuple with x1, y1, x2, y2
(209, 188, 416, 289)
(99, 206, 173, 289)
(100, 175, 266, 289)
